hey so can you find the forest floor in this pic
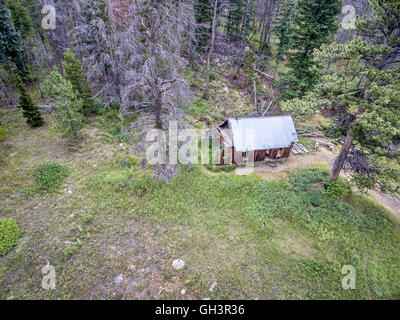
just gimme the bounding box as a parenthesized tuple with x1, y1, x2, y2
(0, 111, 399, 300)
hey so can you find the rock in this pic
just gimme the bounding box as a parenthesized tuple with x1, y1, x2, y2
(69, 213, 75, 218)
(209, 282, 217, 292)
(65, 187, 73, 194)
(38, 105, 53, 114)
(128, 265, 136, 272)
(16, 236, 29, 253)
(203, 298, 210, 300)
(222, 87, 229, 93)
(181, 289, 186, 295)
(140, 158, 147, 170)
(154, 164, 177, 184)
(114, 274, 124, 285)
(172, 259, 185, 270)
(238, 105, 243, 109)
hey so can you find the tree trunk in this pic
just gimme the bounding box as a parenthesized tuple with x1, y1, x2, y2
(155, 103, 163, 130)
(205, 0, 218, 101)
(236, 0, 251, 75)
(48, 29, 63, 75)
(329, 135, 354, 180)
(155, 86, 163, 130)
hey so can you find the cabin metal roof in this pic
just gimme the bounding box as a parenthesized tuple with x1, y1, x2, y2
(219, 116, 298, 152)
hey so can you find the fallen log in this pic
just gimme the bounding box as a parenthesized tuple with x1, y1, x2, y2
(254, 68, 275, 82)
(312, 139, 335, 148)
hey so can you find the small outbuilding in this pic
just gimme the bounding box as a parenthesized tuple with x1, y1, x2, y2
(216, 116, 298, 165)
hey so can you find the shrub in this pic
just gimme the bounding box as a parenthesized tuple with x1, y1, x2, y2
(0, 218, 22, 256)
(324, 178, 350, 198)
(232, 74, 238, 80)
(189, 98, 212, 118)
(290, 168, 329, 193)
(115, 154, 140, 169)
(0, 126, 7, 142)
(209, 71, 217, 82)
(212, 114, 225, 122)
(352, 173, 375, 192)
(109, 124, 130, 143)
(34, 162, 69, 193)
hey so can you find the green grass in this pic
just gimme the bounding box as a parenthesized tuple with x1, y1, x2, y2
(0, 112, 399, 300)
(125, 167, 400, 299)
(204, 164, 236, 173)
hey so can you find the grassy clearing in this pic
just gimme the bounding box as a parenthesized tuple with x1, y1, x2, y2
(0, 112, 399, 300)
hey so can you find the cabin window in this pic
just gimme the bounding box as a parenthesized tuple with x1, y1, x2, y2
(242, 152, 247, 157)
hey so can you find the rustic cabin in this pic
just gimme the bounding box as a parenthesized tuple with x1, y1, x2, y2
(216, 116, 298, 165)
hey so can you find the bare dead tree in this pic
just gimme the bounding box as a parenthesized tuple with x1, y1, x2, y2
(0, 72, 11, 108)
(205, 0, 219, 101)
(118, 0, 195, 129)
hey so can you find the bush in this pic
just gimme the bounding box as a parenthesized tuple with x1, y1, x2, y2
(34, 162, 69, 193)
(109, 124, 130, 143)
(290, 168, 329, 193)
(212, 114, 225, 122)
(98, 103, 120, 120)
(115, 154, 140, 169)
(209, 71, 217, 82)
(189, 98, 212, 118)
(324, 178, 350, 198)
(0, 218, 22, 256)
(0, 126, 7, 142)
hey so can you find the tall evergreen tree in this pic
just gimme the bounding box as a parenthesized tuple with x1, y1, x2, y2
(286, 0, 400, 193)
(62, 48, 94, 116)
(7, 0, 32, 39)
(276, 0, 342, 101)
(44, 68, 85, 141)
(316, 0, 400, 193)
(194, 0, 214, 50)
(226, 0, 242, 38)
(0, 4, 28, 79)
(272, 0, 296, 61)
(15, 76, 44, 127)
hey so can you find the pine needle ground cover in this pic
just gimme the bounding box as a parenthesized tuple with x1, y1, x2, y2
(0, 112, 399, 300)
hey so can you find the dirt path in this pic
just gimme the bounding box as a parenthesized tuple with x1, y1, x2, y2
(235, 147, 400, 220)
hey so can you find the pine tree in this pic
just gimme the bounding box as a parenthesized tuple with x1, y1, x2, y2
(276, 0, 342, 101)
(0, 5, 28, 79)
(43, 68, 85, 141)
(298, 0, 400, 193)
(7, 0, 32, 39)
(194, 0, 214, 50)
(272, 0, 296, 61)
(15, 76, 44, 127)
(62, 49, 94, 116)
